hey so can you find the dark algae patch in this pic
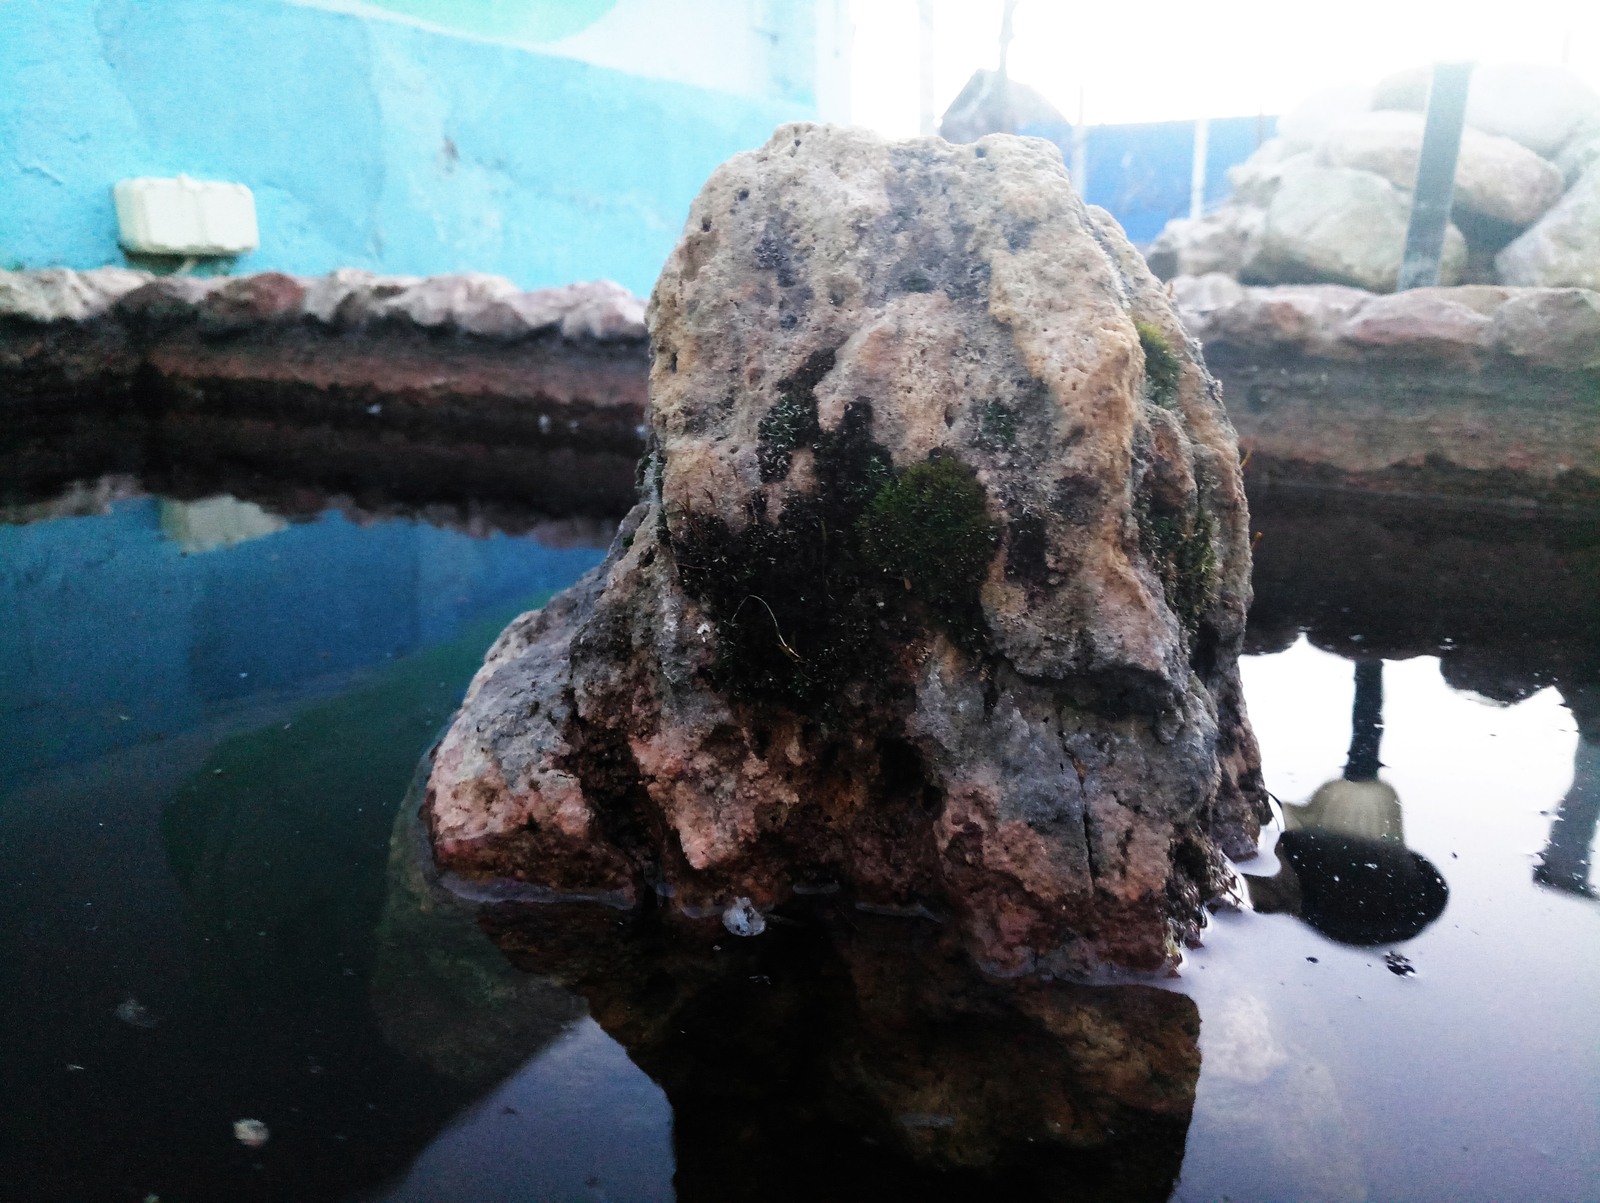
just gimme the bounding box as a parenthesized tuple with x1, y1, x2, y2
(757, 347, 834, 482)
(978, 400, 1018, 449)
(1138, 505, 1218, 633)
(675, 406, 998, 712)
(1135, 320, 1182, 410)
(857, 456, 1000, 647)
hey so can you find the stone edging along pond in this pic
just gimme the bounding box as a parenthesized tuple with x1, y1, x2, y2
(0, 267, 650, 514)
(4, 266, 1597, 513)
(1172, 273, 1600, 508)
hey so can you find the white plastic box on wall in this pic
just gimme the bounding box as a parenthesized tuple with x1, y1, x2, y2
(113, 175, 259, 256)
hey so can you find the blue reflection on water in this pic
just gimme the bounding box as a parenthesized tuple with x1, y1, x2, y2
(1, 497, 606, 781)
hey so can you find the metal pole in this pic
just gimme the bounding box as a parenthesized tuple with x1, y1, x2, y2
(1396, 62, 1472, 291)
(1189, 116, 1209, 220)
(1071, 87, 1087, 198)
(1344, 660, 1384, 782)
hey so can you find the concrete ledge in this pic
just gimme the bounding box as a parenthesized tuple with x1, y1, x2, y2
(0, 268, 649, 513)
(1173, 275, 1600, 505)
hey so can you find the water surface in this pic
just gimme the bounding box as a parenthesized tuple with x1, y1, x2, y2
(1, 480, 1595, 1202)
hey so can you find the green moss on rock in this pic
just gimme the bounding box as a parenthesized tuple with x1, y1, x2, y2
(1138, 504, 1217, 633)
(978, 401, 1018, 449)
(857, 456, 999, 646)
(673, 429, 998, 711)
(757, 348, 834, 482)
(1135, 320, 1183, 410)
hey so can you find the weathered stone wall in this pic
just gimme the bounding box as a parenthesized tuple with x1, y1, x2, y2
(0, 268, 649, 513)
(1171, 275, 1600, 504)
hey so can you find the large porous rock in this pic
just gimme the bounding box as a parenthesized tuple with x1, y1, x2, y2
(424, 124, 1267, 979)
(1317, 111, 1564, 228)
(1243, 166, 1466, 292)
(1496, 163, 1600, 289)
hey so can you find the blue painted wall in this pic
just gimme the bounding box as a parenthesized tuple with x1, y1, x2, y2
(0, 0, 816, 295)
(1021, 115, 1277, 246)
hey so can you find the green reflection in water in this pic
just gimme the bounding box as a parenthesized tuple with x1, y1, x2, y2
(160, 593, 551, 1005)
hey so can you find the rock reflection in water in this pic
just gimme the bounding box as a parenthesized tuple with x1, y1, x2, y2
(450, 862, 1202, 1202)
(1242, 660, 1450, 946)
(372, 761, 584, 1093)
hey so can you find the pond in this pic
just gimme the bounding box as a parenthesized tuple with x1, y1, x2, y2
(1, 478, 1595, 1202)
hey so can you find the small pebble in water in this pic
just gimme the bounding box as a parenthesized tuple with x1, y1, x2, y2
(233, 1119, 270, 1148)
(721, 897, 766, 937)
(115, 998, 158, 1029)
(1384, 951, 1416, 977)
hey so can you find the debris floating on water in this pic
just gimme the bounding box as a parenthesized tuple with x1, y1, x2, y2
(1384, 951, 1416, 977)
(115, 998, 158, 1028)
(233, 1119, 270, 1148)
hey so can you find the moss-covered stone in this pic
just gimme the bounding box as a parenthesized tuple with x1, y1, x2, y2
(858, 456, 999, 646)
(1138, 505, 1217, 633)
(1135, 320, 1182, 410)
(674, 433, 998, 711)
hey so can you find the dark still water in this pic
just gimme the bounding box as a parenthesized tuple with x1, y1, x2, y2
(1, 480, 1596, 1203)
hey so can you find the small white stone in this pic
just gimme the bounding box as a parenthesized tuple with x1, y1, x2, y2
(721, 897, 766, 937)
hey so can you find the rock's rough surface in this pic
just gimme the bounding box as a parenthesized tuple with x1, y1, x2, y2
(1317, 112, 1564, 227)
(424, 125, 1266, 979)
(1496, 163, 1600, 289)
(1225, 144, 1314, 207)
(1245, 167, 1466, 292)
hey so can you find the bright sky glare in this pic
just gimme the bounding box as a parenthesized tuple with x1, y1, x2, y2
(849, 0, 1600, 132)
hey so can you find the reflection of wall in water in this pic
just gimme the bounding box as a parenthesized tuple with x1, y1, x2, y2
(0, 497, 603, 780)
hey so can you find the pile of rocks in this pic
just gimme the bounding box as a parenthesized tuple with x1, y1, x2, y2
(1148, 64, 1600, 292)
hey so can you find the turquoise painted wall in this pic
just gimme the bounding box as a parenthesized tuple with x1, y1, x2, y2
(0, 0, 816, 294)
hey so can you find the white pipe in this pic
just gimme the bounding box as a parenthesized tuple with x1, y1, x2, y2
(1190, 116, 1210, 220)
(1071, 87, 1087, 198)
